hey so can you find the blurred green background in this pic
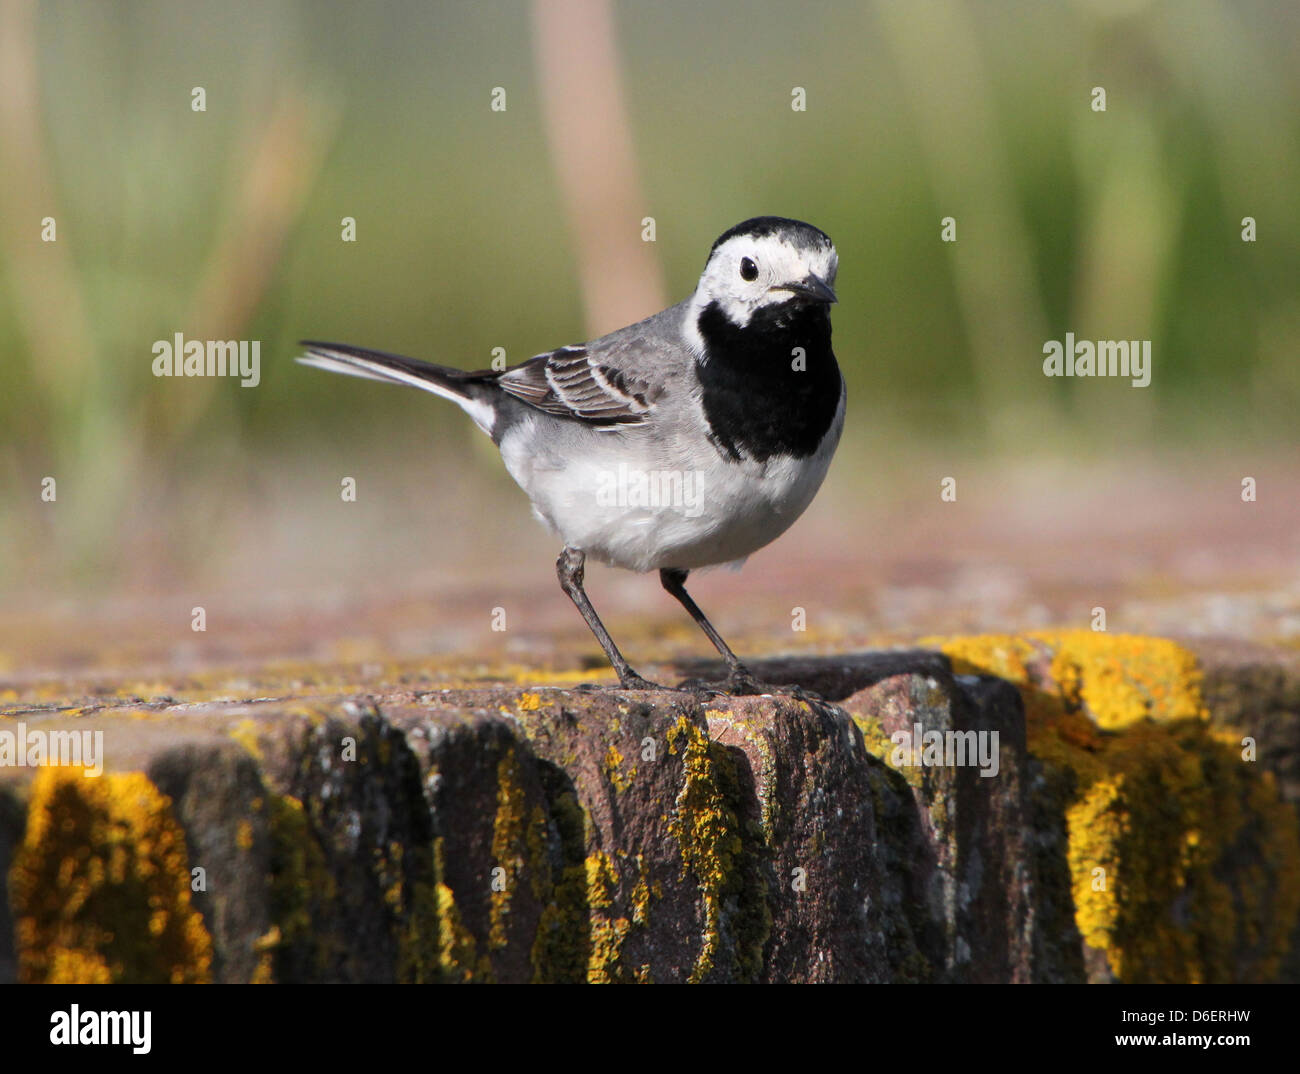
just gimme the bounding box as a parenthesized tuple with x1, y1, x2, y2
(1, 0, 1298, 608)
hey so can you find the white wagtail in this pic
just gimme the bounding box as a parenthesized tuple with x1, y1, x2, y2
(299, 216, 844, 692)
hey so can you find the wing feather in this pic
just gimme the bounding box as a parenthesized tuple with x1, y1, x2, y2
(496, 346, 656, 425)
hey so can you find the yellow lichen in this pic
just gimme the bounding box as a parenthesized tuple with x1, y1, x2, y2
(604, 743, 632, 794)
(45, 947, 114, 983)
(489, 750, 529, 949)
(630, 854, 653, 927)
(585, 851, 631, 982)
(433, 838, 491, 983)
(931, 630, 1207, 739)
(435, 882, 484, 982)
(1045, 631, 1207, 730)
(1067, 776, 1125, 956)
(586, 851, 618, 910)
(852, 712, 924, 789)
(666, 716, 769, 983)
(529, 791, 590, 983)
(12, 766, 213, 984)
(930, 630, 1300, 983)
(250, 926, 280, 984)
(228, 718, 264, 761)
(588, 915, 632, 983)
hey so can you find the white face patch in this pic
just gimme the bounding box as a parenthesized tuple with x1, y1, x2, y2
(687, 232, 838, 335)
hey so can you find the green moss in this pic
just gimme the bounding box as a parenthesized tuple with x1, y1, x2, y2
(11, 766, 213, 984)
(394, 877, 440, 984)
(385, 831, 448, 985)
(489, 749, 532, 949)
(712, 711, 783, 840)
(528, 773, 670, 983)
(264, 792, 336, 981)
(529, 790, 590, 983)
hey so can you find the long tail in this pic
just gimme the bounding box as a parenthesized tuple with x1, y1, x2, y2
(297, 341, 498, 436)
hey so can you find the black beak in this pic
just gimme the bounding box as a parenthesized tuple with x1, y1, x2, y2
(778, 273, 837, 305)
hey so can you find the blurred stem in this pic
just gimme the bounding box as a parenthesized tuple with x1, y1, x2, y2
(531, 0, 667, 337)
(0, 0, 118, 585)
(874, 0, 1053, 448)
(165, 89, 337, 442)
(1071, 115, 1173, 440)
(0, 0, 96, 404)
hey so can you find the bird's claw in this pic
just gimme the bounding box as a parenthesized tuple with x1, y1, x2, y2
(672, 676, 729, 699)
(672, 669, 822, 701)
(579, 670, 823, 703)
(616, 673, 672, 692)
(729, 667, 824, 702)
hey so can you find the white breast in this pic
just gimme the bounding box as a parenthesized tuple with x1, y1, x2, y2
(498, 386, 845, 572)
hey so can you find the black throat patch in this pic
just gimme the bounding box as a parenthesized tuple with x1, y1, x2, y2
(694, 299, 842, 463)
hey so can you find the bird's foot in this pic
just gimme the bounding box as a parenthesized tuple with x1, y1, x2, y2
(722, 669, 770, 695)
(570, 676, 664, 693)
(577, 670, 822, 702)
(670, 668, 814, 699)
(729, 663, 825, 701)
(674, 677, 733, 700)
(615, 671, 673, 692)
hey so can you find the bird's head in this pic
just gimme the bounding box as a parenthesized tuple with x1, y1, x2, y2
(688, 217, 838, 346)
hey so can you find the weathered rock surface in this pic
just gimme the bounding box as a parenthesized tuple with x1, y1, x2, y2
(2, 638, 1298, 983)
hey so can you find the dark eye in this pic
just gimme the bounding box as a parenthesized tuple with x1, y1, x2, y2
(739, 257, 758, 281)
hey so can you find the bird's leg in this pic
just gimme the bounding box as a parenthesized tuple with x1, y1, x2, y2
(659, 568, 764, 693)
(557, 547, 662, 690)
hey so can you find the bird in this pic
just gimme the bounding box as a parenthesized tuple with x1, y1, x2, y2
(298, 216, 844, 693)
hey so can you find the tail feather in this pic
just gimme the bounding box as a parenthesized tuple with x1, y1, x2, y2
(297, 341, 498, 435)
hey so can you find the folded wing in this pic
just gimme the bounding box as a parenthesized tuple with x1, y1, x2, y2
(495, 346, 656, 426)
